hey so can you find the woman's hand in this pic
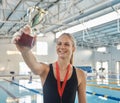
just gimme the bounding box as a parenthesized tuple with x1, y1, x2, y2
(12, 25, 36, 53)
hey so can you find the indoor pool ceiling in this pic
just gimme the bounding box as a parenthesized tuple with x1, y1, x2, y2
(0, 0, 120, 48)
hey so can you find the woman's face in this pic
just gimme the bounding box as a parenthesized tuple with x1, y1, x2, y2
(56, 35, 75, 59)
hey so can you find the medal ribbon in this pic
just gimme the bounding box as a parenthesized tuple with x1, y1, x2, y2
(56, 61, 70, 98)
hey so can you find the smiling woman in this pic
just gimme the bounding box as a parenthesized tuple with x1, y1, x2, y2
(1, 0, 120, 103)
(12, 26, 86, 103)
(56, 33, 76, 64)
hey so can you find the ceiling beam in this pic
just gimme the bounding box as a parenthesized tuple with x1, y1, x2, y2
(44, 0, 120, 33)
(8, 0, 60, 33)
(0, 0, 23, 29)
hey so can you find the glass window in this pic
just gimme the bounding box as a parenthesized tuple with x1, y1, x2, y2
(96, 61, 108, 84)
(96, 61, 108, 72)
(116, 61, 120, 85)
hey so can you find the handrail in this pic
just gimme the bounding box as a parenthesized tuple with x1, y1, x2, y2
(86, 91, 120, 101)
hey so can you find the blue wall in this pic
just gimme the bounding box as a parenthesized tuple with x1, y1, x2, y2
(76, 66, 92, 73)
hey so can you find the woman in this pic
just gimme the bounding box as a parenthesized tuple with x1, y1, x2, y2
(13, 26, 86, 103)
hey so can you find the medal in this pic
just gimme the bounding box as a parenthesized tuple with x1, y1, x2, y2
(56, 62, 70, 103)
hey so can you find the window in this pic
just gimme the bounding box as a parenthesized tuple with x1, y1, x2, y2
(96, 61, 108, 84)
(116, 61, 120, 85)
(96, 62, 101, 71)
(117, 44, 120, 50)
(116, 61, 120, 74)
(96, 61, 108, 73)
(36, 42, 48, 55)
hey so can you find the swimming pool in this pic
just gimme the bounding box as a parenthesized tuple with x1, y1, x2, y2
(85, 74, 120, 103)
(0, 78, 43, 103)
(0, 75, 120, 103)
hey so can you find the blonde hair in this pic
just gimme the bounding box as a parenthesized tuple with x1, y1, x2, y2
(57, 33, 76, 64)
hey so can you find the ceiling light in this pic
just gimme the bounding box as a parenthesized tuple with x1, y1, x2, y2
(97, 47, 106, 52)
(56, 9, 120, 37)
(117, 44, 120, 50)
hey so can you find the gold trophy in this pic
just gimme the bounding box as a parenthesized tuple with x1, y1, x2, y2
(16, 6, 47, 48)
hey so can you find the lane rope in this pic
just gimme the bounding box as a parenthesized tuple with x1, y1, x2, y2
(86, 91, 120, 101)
(4, 79, 43, 95)
(87, 83, 120, 91)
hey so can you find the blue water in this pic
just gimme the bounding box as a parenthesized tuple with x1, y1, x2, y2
(85, 76, 120, 103)
(0, 79, 43, 103)
(0, 77, 120, 103)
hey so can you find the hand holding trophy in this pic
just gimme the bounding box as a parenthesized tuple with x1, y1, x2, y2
(12, 6, 47, 48)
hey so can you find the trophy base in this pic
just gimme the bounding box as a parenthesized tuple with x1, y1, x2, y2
(17, 32, 35, 48)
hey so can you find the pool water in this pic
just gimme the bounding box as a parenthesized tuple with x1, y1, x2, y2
(85, 75, 120, 103)
(0, 79, 43, 103)
(0, 77, 120, 103)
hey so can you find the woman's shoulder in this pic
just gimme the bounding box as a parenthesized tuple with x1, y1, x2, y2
(75, 67, 86, 75)
(75, 67, 87, 85)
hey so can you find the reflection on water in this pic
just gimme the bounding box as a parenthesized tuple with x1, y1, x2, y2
(6, 94, 43, 103)
(19, 95, 43, 103)
(0, 78, 43, 103)
(19, 79, 42, 91)
(6, 97, 18, 103)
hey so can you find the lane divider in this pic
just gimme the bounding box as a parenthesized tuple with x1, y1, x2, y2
(87, 80, 120, 84)
(86, 91, 120, 101)
(4, 79, 43, 95)
(87, 83, 120, 91)
(87, 78, 120, 82)
(4, 79, 120, 101)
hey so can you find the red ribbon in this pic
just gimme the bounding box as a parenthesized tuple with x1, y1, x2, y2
(56, 61, 70, 97)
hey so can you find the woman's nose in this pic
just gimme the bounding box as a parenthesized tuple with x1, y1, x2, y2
(60, 44, 65, 49)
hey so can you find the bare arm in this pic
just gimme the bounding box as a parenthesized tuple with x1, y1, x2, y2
(13, 25, 48, 76)
(20, 47, 48, 75)
(77, 69, 87, 103)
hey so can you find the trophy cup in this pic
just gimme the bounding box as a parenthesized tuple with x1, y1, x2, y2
(16, 6, 47, 48)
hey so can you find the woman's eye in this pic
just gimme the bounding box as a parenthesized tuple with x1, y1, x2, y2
(57, 42, 71, 46)
(57, 42, 61, 45)
(64, 43, 70, 46)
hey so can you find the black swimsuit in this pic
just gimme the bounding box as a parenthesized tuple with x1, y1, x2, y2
(43, 64, 78, 103)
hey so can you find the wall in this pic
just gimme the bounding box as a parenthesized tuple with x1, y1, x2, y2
(92, 46, 120, 72)
(74, 47, 93, 66)
(0, 34, 120, 75)
(0, 32, 57, 75)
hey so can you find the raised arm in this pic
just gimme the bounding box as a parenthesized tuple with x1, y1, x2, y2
(20, 47, 48, 75)
(12, 26, 48, 76)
